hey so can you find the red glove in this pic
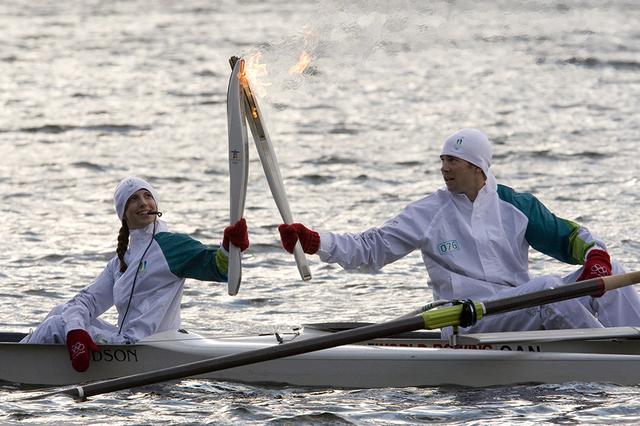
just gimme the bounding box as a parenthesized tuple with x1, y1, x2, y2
(66, 329, 98, 372)
(223, 218, 249, 251)
(278, 223, 320, 254)
(577, 249, 612, 282)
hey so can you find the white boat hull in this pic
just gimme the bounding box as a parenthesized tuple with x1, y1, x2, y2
(3, 325, 640, 388)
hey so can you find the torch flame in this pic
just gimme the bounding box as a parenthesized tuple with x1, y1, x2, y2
(239, 52, 271, 97)
(288, 51, 311, 75)
(237, 49, 312, 97)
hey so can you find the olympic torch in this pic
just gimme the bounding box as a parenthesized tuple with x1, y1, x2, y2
(228, 56, 312, 283)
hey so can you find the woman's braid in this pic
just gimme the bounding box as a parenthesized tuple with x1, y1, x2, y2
(116, 220, 130, 272)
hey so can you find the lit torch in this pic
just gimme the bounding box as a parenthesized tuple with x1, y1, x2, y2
(228, 55, 312, 282)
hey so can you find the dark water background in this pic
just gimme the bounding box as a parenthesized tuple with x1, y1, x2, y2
(1, 0, 640, 424)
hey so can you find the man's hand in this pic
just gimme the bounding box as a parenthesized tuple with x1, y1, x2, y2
(278, 223, 320, 254)
(66, 329, 99, 372)
(223, 218, 250, 251)
(578, 249, 612, 281)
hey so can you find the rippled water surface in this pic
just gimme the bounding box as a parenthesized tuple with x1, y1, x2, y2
(2, 0, 640, 424)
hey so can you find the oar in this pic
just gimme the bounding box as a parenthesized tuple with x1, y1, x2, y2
(30, 271, 640, 401)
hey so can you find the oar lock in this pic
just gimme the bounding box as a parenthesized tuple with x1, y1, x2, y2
(452, 299, 479, 328)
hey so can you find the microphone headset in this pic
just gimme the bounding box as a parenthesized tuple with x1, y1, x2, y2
(118, 210, 162, 337)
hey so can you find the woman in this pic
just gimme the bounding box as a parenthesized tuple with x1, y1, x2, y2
(21, 176, 250, 373)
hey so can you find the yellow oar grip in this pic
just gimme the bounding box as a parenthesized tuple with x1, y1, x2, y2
(420, 302, 484, 330)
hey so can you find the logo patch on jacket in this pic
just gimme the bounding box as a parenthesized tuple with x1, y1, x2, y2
(438, 240, 460, 254)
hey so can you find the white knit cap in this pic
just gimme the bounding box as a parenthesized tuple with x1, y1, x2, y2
(113, 176, 158, 221)
(440, 128, 492, 175)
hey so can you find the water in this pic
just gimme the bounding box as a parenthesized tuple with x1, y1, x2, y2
(1, 0, 640, 423)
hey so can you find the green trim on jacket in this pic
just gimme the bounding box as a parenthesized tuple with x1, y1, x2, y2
(497, 184, 593, 264)
(154, 232, 228, 281)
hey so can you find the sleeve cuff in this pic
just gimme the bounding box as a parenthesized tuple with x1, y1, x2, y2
(215, 247, 229, 274)
(585, 245, 607, 261)
(64, 321, 85, 336)
(218, 242, 229, 257)
(317, 232, 334, 260)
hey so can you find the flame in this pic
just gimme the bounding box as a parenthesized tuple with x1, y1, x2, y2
(239, 52, 271, 97)
(288, 51, 311, 75)
(237, 49, 313, 97)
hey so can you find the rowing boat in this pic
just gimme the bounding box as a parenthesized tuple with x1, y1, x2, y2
(11, 273, 640, 399)
(4, 322, 640, 388)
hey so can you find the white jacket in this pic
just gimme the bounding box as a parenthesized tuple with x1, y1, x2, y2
(59, 220, 227, 343)
(318, 176, 605, 302)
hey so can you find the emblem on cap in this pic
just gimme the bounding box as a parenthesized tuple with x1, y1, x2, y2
(454, 137, 464, 150)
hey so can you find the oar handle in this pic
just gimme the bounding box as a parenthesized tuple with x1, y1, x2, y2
(484, 271, 640, 316)
(418, 271, 640, 328)
(603, 271, 640, 291)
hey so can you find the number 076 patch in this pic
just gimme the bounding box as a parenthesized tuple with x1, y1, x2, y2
(438, 240, 460, 254)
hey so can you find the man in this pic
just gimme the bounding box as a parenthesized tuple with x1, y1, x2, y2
(278, 128, 640, 337)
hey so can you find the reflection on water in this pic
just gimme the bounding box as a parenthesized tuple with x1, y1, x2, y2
(2, 0, 640, 423)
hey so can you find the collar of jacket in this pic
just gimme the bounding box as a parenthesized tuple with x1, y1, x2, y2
(129, 220, 167, 244)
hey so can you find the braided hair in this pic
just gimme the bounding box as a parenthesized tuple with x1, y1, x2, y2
(116, 220, 130, 272)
